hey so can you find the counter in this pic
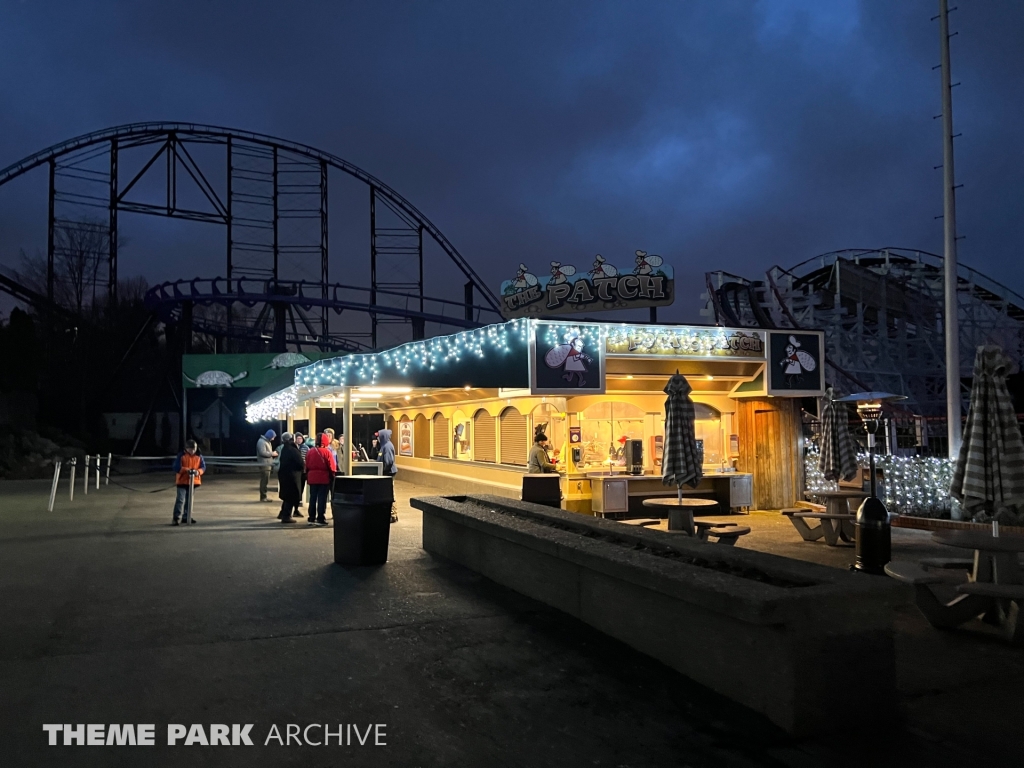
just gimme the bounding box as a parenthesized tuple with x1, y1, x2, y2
(588, 472, 753, 516)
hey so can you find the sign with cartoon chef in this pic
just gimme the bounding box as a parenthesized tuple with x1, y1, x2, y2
(766, 331, 825, 396)
(529, 322, 605, 395)
(499, 250, 674, 319)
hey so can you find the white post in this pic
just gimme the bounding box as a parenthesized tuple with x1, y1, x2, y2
(69, 458, 76, 501)
(343, 386, 353, 477)
(83, 456, 89, 495)
(939, 0, 962, 462)
(48, 461, 62, 512)
(95, 454, 101, 490)
(105, 453, 112, 485)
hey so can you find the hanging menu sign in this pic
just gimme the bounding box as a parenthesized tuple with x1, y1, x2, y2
(499, 251, 674, 319)
(605, 326, 765, 359)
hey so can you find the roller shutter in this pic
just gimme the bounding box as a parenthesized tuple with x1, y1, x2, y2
(499, 408, 527, 466)
(414, 414, 429, 458)
(432, 413, 450, 458)
(473, 411, 496, 463)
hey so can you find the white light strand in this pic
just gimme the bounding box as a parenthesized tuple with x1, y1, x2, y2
(295, 318, 532, 389)
(805, 446, 953, 517)
(245, 386, 297, 423)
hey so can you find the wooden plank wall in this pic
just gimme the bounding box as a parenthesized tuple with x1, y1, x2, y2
(735, 397, 804, 510)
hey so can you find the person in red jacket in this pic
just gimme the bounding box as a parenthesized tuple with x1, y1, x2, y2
(172, 439, 206, 525)
(305, 432, 337, 526)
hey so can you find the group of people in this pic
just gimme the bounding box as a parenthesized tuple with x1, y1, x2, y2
(170, 427, 398, 526)
(258, 427, 398, 525)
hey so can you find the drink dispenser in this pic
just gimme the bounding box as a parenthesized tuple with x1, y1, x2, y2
(624, 439, 644, 475)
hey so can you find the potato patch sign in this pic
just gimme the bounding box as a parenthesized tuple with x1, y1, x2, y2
(500, 251, 674, 319)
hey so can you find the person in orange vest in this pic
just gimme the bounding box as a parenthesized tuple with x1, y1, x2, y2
(172, 439, 206, 525)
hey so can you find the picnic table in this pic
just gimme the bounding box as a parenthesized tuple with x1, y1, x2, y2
(885, 530, 1024, 645)
(783, 498, 857, 547)
(806, 489, 869, 516)
(932, 530, 1024, 584)
(642, 497, 718, 533)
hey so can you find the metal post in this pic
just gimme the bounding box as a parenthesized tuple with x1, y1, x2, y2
(47, 158, 55, 303)
(939, 0, 962, 460)
(226, 135, 233, 343)
(83, 455, 89, 496)
(272, 145, 279, 281)
(109, 137, 119, 305)
(106, 453, 112, 485)
(184, 469, 196, 525)
(343, 386, 353, 477)
(95, 454, 101, 490)
(69, 458, 76, 501)
(369, 187, 377, 348)
(48, 461, 62, 512)
(320, 159, 329, 343)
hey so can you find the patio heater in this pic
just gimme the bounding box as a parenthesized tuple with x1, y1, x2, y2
(836, 392, 906, 575)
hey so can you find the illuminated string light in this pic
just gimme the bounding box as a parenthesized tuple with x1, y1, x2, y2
(805, 446, 953, 517)
(295, 318, 532, 389)
(245, 386, 297, 423)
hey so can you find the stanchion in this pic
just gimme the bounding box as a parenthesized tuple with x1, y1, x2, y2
(95, 454, 101, 490)
(69, 457, 77, 501)
(105, 453, 112, 486)
(48, 460, 62, 512)
(83, 455, 89, 496)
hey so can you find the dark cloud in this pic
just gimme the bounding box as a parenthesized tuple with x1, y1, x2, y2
(0, 0, 1021, 322)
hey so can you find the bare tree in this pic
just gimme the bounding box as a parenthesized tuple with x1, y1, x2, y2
(16, 218, 129, 316)
(54, 219, 107, 314)
(117, 275, 149, 306)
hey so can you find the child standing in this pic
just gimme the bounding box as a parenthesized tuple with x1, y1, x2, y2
(173, 439, 206, 525)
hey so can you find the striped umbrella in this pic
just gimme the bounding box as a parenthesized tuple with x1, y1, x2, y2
(818, 387, 858, 483)
(662, 372, 703, 499)
(951, 346, 1024, 516)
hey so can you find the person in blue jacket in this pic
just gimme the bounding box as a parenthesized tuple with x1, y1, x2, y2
(377, 429, 399, 523)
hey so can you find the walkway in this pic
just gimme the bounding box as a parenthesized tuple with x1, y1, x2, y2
(0, 475, 1020, 767)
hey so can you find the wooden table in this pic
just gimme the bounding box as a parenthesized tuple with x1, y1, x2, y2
(932, 531, 1024, 585)
(642, 497, 719, 534)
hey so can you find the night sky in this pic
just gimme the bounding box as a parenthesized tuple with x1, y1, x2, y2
(1, 0, 1022, 323)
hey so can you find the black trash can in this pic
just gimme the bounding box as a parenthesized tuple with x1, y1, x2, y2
(332, 475, 394, 566)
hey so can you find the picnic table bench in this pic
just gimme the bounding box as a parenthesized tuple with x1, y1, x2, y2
(782, 504, 855, 546)
(692, 519, 751, 545)
(886, 531, 1024, 645)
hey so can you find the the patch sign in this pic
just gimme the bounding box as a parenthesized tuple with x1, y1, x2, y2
(530, 322, 605, 395)
(766, 331, 826, 397)
(500, 252, 674, 319)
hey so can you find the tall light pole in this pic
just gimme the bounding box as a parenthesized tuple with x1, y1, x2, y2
(938, 0, 962, 460)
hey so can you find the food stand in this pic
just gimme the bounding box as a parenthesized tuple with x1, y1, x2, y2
(246, 318, 825, 513)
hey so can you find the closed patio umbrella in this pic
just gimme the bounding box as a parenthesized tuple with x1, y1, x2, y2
(662, 372, 703, 500)
(950, 345, 1024, 517)
(818, 387, 858, 483)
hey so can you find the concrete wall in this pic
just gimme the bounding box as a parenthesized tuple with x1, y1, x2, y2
(414, 494, 900, 737)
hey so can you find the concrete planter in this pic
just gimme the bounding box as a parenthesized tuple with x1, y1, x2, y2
(412, 494, 902, 737)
